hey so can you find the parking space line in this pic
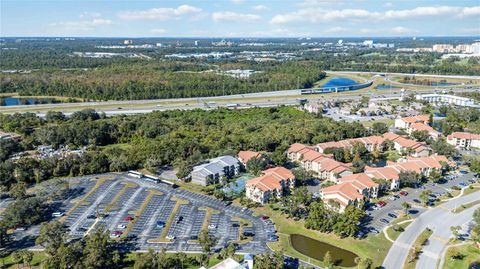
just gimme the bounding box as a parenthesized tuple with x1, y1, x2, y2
(148, 197, 189, 243)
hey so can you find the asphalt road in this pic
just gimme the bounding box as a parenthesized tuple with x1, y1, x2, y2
(382, 191, 480, 269)
(1, 70, 478, 116)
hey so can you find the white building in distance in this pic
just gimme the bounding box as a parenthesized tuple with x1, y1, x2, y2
(415, 94, 476, 107)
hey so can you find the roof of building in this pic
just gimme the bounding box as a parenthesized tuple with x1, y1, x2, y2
(287, 143, 313, 154)
(192, 155, 239, 176)
(321, 182, 365, 201)
(400, 114, 430, 124)
(209, 258, 244, 269)
(447, 132, 480, 140)
(410, 122, 440, 135)
(237, 150, 262, 164)
(337, 173, 379, 188)
(246, 166, 294, 192)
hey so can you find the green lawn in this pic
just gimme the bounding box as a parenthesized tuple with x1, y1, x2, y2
(385, 217, 412, 241)
(253, 205, 392, 269)
(443, 244, 480, 269)
(361, 118, 394, 128)
(1, 252, 48, 269)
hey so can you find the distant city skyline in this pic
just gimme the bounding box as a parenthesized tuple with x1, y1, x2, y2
(1, 0, 479, 37)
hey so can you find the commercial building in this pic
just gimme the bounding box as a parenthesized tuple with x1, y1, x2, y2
(415, 94, 476, 107)
(246, 167, 295, 204)
(447, 132, 480, 149)
(190, 156, 240, 186)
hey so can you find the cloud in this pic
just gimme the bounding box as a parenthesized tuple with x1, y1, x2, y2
(150, 28, 167, 34)
(271, 5, 480, 24)
(252, 5, 269, 11)
(79, 12, 101, 18)
(324, 26, 348, 34)
(230, 0, 245, 4)
(50, 18, 112, 32)
(118, 5, 202, 20)
(390, 26, 416, 34)
(212, 12, 261, 23)
(383, 2, 394, 8)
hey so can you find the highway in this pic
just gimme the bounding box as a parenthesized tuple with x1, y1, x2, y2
(382, 191, 480, 269)
(1, 71, 479, 116)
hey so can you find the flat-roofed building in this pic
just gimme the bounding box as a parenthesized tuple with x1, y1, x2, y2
(191, 156, 240, 186)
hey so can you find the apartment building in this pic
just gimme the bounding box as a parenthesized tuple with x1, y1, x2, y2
(320, 173, 378, 212)
(394, 114, 430, 129)
(383, 132, 432, 157)
(245, 167, 295, 204)
(447, 132, 480, 150)
(237, 150, 263, 169)
(407, 122, 441, 140)
(190, 156, 240, 186)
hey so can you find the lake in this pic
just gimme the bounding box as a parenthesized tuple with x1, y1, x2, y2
(1, 97, 62, 106)
(290, 234, 359, 267)
(321, 77, 358, 89)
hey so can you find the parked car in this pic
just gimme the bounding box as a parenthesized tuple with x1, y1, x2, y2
(156, 221, 165, 228)
(260, 216, 269, 221)
(208, 224, 217, 229)
(388, 213, 397, 219)
(52, 212, 64, 217)
(117, 224, 127, 229)
(370, 228, 379, 234)
(399, 191, 408, 196)
(377, 201, 387, 207)
(380, 218, 390, 224)
(166, 235, 175, 240)
(87, 214, 96, 219)
(124, 215, 134, 221)
(189, 235, 198, 240)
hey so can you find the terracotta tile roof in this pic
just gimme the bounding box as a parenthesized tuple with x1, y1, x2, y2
(316, 135, 385, 151)
(447, 132, 480, 140)
(238, 150, 262, 164)
(383, 132, 430, 153)
(315, 158, 350, 173)
(246, 166, 295, 192)
(302, 150, 331, 161)
(263, 167, 294, 180)
(410, 123, 440, 135)
(365, 166, 401, 181)
(246, 174, 282, 192)
(337, 173, 379, 188)
(383, 132, 401, 141)
(321, 183, 364, 201)
(287, 143, 313, 154)
(401, 114, 430, 124)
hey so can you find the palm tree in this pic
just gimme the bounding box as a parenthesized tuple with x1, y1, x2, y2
(402, 202, 411, 215)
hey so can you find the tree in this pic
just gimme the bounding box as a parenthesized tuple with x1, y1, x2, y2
(323, 251, 333, 268)
(402, 202, 411, 215)
(428, 170, 442, 183)
(21, 250, 33, 268)
(411, 130, 430, 142)
(399, 171, 422, 188)
(11, 251, 23, 269)
(371, 122, 388, 135)
(450, 226, 461, 240)
(420, 190, 432, 206)
(246, 157, 266, 175)
(198, 229, 217, 255)
(82, 226, 114, 268)
(447, 247, 463, 260)
(9, 182, 27, 200)
(36, 221, 69, 256)
(292, 167, 313, 186)
(355, 257, 372, 269)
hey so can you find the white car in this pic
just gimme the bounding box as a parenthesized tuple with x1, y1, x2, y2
(208, 224, 217, 229)
(166, 235, 175, 240)
(52, 212, 64, 217)
(117, 224, 127, 229)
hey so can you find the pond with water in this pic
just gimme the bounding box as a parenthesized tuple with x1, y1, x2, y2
(1, 97, 63, 106)
(321, 77, 358, 89)
(290, 234, 359, 267)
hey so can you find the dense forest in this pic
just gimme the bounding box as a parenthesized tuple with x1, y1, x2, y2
(1, 38, 479, 101)
(0, 107, 369, 190)
(0, 61, 325, 100)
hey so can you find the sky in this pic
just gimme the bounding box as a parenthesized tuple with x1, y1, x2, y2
(1, 0, 479, 37)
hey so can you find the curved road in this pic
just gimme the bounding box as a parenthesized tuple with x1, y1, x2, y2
(382, 191, 480, 269)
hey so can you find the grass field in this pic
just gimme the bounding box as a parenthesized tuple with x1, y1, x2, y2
(385, 216, 413, 241)
(443, 244, 480, 269)
(253, 204, 392, 269)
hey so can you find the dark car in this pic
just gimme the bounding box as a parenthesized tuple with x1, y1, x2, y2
(86, 215, 96, 219)
(243, 231, 255, 237)
(189, 235, 198, 240)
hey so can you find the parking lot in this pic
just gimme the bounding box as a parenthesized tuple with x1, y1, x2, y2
(365, 170, 478, 233)
(19, 173, 271, 254)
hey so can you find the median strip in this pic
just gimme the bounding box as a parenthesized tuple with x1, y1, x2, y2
(148, 197, 189, 243)
(60, 176, 114, 223)
(104, 182, 138, 212)
(403, 228, 433, 269)
(122, 189, 163, 239)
